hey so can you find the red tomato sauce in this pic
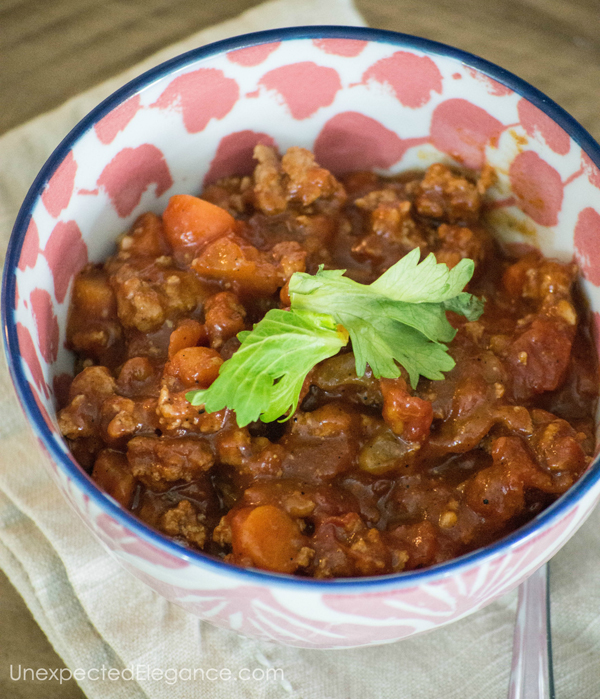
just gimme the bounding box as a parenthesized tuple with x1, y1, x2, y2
(58, 146, 598, 577)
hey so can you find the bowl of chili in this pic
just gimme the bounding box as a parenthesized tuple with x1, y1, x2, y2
(4, 26, 600, 648)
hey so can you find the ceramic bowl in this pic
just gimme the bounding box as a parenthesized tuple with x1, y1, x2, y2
(4, 26, 600, 649)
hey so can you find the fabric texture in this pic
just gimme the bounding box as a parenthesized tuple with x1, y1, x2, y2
(1, 1, 600, 697)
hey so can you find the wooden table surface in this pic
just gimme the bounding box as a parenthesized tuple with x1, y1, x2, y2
(1, 1, 599, 697)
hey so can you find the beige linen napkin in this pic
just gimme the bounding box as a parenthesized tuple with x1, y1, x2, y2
(2, 1, 600, 697)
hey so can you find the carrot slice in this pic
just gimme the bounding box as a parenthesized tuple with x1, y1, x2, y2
(162, 195, 236, 258)
(167, 319, 207, 360)
(231, 505, 305, 574)
(165, 346, 222, 388)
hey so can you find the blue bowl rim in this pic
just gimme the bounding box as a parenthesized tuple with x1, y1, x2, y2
(3, 25, 600, 593)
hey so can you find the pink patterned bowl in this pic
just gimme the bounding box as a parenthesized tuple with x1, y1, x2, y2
(4, 27, 600, 649)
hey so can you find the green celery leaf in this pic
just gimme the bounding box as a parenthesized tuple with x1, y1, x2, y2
(186, 309, 348, 426)
(289, 252, 482, 387)
(370, 248, 476, 303)
(187, 249, 484, 423)
(443, 291, 485, 321)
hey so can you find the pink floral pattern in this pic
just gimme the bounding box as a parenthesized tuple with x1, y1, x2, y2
(17, 218, 39, 272)
(9, 33, 600, 648)
(314, 111, 427, 172)
(517, 98, 571, 155)
(97, 144, 173, 217)
(227, 42, 281, 66)
(152, 68, 239, 133)
(43, 220, 88, 303)
(94, 95, 142, 144)
(204, 130, 277, 185)
(361, 51, 442, 108)
(41, 151, 77, 217)
(429, 99, 505, 169)
(509, 150, 564, 226)
(30, 289, 59, 363)
(575, 208, 600, 284)
(313, 38, 367, 57)
(259, 62, 342, 119)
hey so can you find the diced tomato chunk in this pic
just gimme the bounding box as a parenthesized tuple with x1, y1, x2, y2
(381, 378, 433, 442)
(507, 317, 574, 401)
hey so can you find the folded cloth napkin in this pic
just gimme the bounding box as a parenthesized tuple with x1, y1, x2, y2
(2, 1, 600, 697)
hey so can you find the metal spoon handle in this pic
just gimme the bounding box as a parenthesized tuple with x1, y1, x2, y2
(508, 563, 556, 699)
